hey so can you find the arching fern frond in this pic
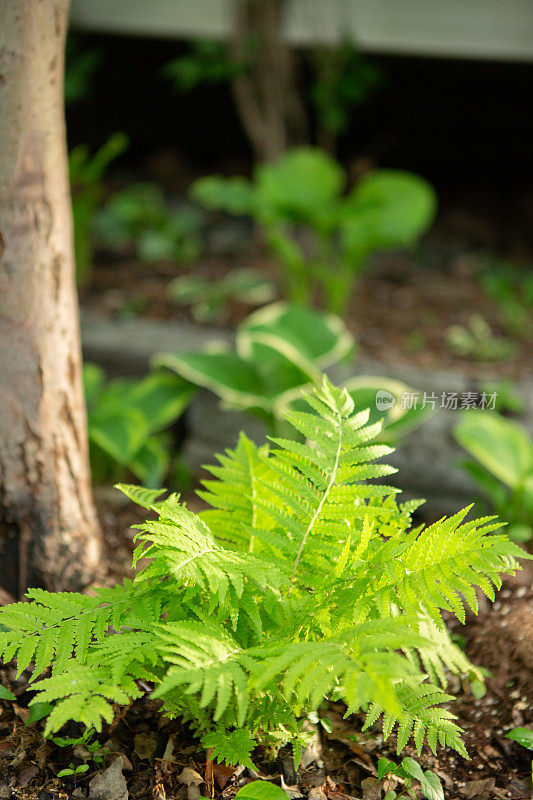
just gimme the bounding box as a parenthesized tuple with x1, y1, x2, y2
(0, 582, 137, 678)
(197, 432, 274, 553)
(132, 495, 288, 623)
(0, 375, 527, 771)
(363, 676, 468, 758)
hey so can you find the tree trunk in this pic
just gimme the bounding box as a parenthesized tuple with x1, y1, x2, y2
(231, 0, 309, 162)
(0, 0, 102, 597)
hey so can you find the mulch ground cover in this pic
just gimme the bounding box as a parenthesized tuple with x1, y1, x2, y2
(80, 236, 532, 382)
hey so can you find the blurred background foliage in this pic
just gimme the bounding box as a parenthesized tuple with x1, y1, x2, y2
(64, 3, 532, 543)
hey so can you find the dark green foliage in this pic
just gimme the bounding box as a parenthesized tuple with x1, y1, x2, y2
(455, 410, 533, 543)
(163, 40, 248, 91)
(310, 45, 384, 146)
(94, 184, 205, 265)
(65, 34, 101, 106)
(0, 379, 525, 769)
(168, 269, 275, 323)
(69, 133, 129, 285)
(480, 262, 533, 337)
(192, 148, 436, 315)
(84, 365, 195, 487)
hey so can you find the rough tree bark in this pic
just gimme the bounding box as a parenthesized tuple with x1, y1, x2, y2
(231, 0, 308, 162)
(0, 0, 102, 597)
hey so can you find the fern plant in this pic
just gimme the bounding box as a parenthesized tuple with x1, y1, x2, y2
(0, 379, 526, 769)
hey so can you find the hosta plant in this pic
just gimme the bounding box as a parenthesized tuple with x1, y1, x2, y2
(0, 378, 526, 770)
(156, 301, 428, 441)
(192, 147, 436, 315)
(84, 364, 195, 487)
(455, 410, 533, 543)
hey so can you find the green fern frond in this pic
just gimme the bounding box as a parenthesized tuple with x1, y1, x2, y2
(0, 583, 135, 678)
(153, 622, 248, 726)
(132, 497, 288, 618)
(0, 374, 527, 768)
(363, 677, 468, 758)
(357, 511, 522, 625)
(116, 483, 166, 509)
(198, 432, 273, 552)
(201, 728, 256, 770)
(29, 661, 142, 735)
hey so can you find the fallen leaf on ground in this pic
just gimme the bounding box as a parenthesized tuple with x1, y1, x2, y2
(16, 765, 38, 788)
(161, 735, 177, 763)
(460, 778, 495, 799)
(213, 761, 237, 790)
(177, 768, 204, 787)
(134, 731, 158, 761)
(89, 755, 128, 800)
(361, 777, 381, 800)
(308, 788, 327, 800)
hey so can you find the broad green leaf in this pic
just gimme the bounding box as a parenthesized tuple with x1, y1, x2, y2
(378, 757, 397, 780)
(191, 175, 257, 215)
(420, 771, 444, 800)
(401, 760, 443, 800)
(505, 727, 533, 750)
(156, 348, 271, 411)
(26, 701, 53, 725)
(255, 147, 344, 226)
(130, 435, 170, 488)
(88, 407, 149, 464)
(342, 170, 436, 263)
(455, 411, 533, 489)
(0, 686, 15, 702)
(235, 781, 288, 800)
(238, 302, 354, 373)
(459, 460, 508, 510)
(342, 376, 430, 442)
(129, 371, 195, 432)
(401, 757, 425, 782)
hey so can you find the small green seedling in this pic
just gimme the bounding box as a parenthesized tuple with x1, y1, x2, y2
(57, 763, 89, 779)
(53, 729, 108, 766)
(69, 132, 129, 285)
(445, 315, 515, 361)
(169, 268, 275, 322)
